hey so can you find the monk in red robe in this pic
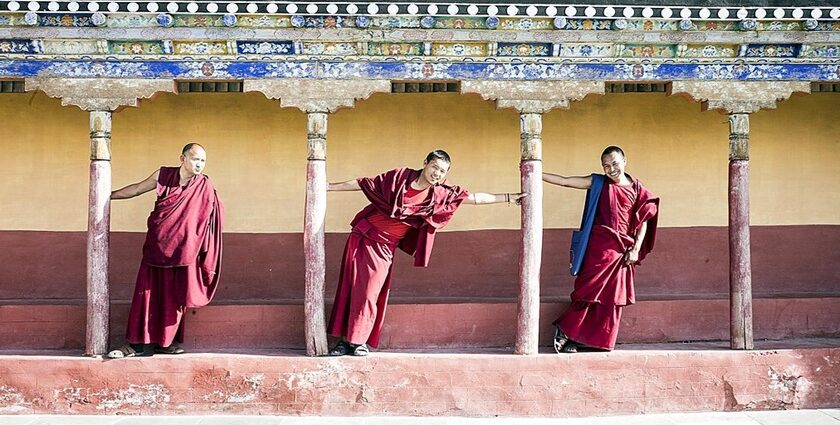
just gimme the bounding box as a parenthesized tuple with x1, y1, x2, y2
(107, 143, 223, 358)
(544, 146, 659, 353)
(327, 150, 525, 356)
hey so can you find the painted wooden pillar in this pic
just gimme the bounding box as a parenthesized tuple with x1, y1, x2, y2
(515, 112, 543, 355)
(86, 110, 112, 357)
(23, 77, 177, 357)
(667, 80, 810, 351)
(242, 78, 391, 356)
(304, 112, 329, 356)
(728, 113, 753, 350)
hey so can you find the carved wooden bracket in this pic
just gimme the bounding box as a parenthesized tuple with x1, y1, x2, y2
(669, 81, 810, 114)
(461, 80, 605, 114)
(25, 78, 175, 112)
(244, 79, 391, 113)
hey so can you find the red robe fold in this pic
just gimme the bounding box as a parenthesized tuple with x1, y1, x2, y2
(555, 175, 658, 350)
(328, 168, 469, 347)
(126, 166, 224, 347)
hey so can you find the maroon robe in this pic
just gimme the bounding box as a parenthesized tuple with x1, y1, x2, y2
(125, 166, 224, 347)
(327, 168, 469, 347)
(555, 175, 658, 350)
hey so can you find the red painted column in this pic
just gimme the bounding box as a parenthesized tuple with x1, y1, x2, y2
(304, 112, 329, 356)
(728, 112, 753, 350)
(86, 110, 112, 356)
(515, 112, 543, 355)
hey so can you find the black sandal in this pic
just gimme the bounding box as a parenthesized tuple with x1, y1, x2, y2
(352, 344, 370, 357)
(560, 341, 578, 353)
(106, 343, 152, 359)
(154, 343, 185, 355)
(329, 341, 352, 356)
(553, 326, 569, 354)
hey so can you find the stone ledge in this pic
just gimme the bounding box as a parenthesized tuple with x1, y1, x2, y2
(0, 341, 837, 416)
(1, 298, 838, 350)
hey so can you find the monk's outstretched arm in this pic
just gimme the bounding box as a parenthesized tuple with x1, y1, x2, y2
(624, 220, 649, 265)
(111, 170, 159, 200)
(464, 192, 527, 205)
(328, 179, 361, 191)
(542, 173, 591, 190)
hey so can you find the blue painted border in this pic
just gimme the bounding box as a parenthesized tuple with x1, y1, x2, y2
(0, 60, 838, 81)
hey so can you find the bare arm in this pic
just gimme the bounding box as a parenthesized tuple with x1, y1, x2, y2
(624, 220, 649, 265)
(111, 170, 159, 200)
(542, 172, 592, 190)
(328, 179, 361, 191)
(463, 192, 527, 205)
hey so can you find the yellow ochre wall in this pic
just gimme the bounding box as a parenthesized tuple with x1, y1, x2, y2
(0, 90, 838, 232)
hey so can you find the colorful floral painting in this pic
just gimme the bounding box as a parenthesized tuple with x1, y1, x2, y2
(0, 39, 37, 54)
(237, 41, 294, 55)
(800, 45, 840, 58)
(558, 44, 614, 57)
(237, 15, 291, 28)
(301, 42, 359, 55)
(433, 43, 487, 57)
(744, 44, 802, 58)
(496, 43, 551, 57)
(434, 17, 485, 29)
(680, 45, 738, 58)
(39, 14, 96, 27)
(108, 41, 166, 55)
(367, 43, 423, 56)
(173, 41, 229, 55)
(620, 45, 676, 58)
(499, 18, 552, 31)
(564, 19, 612, 30)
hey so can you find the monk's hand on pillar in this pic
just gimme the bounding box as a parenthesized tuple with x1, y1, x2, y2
(624, 248, 640, 265)
(510, 192, 527, 206)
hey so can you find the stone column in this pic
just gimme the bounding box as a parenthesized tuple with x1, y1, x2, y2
(462, 81, 605, 355)
(727, 112, 753, 349)
(669, 81, 810, 350)
(244, 79, 391, 356)
(87, 110, 113, 357)
(25, 78, 176, 356)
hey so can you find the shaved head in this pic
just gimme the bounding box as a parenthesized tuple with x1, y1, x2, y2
(182, 142, 205, 155)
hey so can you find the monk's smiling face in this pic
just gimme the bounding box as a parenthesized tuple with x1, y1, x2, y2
(180, 146, 207, 177)
(421, 158, 450, 186)
(601, 151, 627, 183)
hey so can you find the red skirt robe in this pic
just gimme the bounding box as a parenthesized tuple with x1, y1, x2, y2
(555, 176, 658, 350)
(328, 168, 468, 348)
(125, 166, 223, 347)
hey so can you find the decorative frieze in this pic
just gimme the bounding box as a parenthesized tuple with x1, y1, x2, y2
(4, 60, 840, 81)
(1, 3, 839, 23)
(669, 81, 811, 113)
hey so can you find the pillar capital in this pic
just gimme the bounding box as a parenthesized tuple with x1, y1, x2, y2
(25, 78, 175, 111)
(461, 81, 605, 114)
(668, 81, 810, 114)
(244, 79, 391, 113)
